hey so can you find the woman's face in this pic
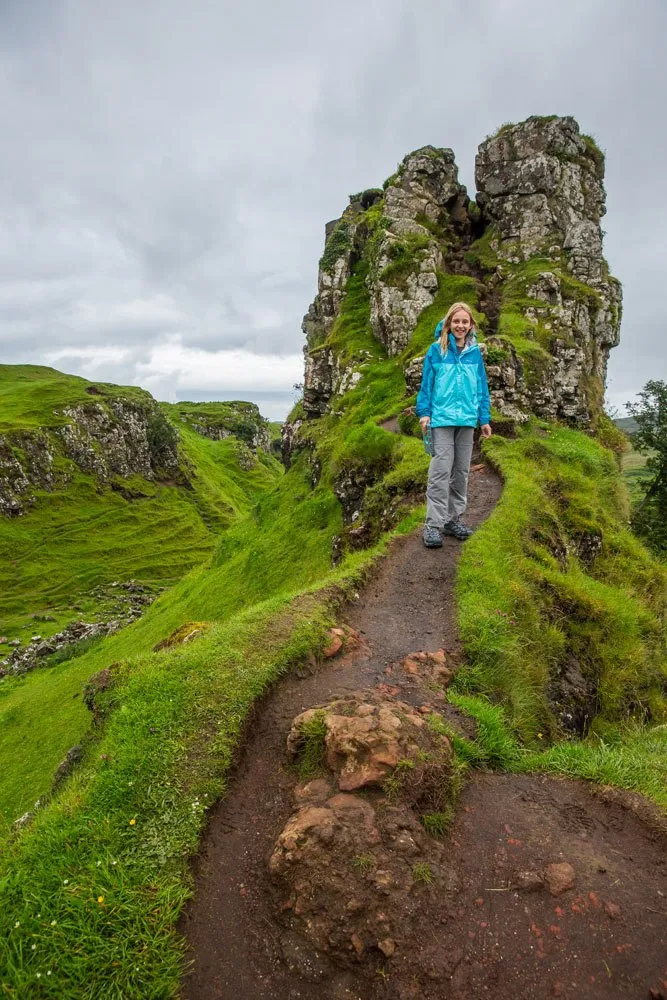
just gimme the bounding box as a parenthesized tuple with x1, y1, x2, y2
(450, 309, 472, 339)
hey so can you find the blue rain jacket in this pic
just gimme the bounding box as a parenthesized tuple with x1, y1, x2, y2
(415, 324, 491, 427)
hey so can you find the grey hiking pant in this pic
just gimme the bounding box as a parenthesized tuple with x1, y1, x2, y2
(425, 426, 475, 528)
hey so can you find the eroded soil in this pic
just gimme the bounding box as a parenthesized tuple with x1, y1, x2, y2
(179, 466, 667, 1000)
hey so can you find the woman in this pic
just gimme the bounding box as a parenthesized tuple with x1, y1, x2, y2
(416, 302, 492, 548)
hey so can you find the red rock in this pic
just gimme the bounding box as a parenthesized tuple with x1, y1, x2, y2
(322, 633, 343, 657)
(545, 862, 575, 896)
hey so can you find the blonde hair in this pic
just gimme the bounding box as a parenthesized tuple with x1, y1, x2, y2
(439, 301, 476, 354)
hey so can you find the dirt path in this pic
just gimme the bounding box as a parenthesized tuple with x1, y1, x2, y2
(179, 465, 667, 1000)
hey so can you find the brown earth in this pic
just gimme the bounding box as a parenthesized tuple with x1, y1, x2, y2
(179, 465, 667, 1000)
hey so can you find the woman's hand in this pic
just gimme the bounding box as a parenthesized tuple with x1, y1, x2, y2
(481, 423, 492, 439)
(419, 416, 431, 433)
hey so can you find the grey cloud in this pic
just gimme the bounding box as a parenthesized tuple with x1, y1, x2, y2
(0, 0, 665, 420)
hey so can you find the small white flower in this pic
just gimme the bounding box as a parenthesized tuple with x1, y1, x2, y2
(111, 861, 117, 866)
(96, 861, 101, 867)
(31, 944, 36, 950)
(36, 973, 41, 978)
(14, 921, 20, 928)
(63, 879, 69, 885)
(128, 781, 133, 787)
(47, 971, 52, 976)
(50, 920, 57, 926)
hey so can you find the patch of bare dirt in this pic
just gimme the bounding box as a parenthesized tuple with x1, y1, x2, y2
(178, 465, 667, 1000)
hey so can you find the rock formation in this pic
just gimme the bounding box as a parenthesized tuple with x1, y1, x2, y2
(171, 400, 271, 452)
(0, 397, 181, 517)
(475, 116, 621, 423)
(289, 115, 620, 439)
(270, 692, 454, 969)
(0, 387, 275, 517)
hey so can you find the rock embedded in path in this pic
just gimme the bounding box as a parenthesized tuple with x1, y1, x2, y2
(545, 861, 576, 896)
(287, 694, 451, 794)
(271, 692, 455, 970)
(270, 782, 445, 965)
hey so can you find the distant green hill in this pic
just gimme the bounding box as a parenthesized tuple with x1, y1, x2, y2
(0, 365, 282, 639)
(614, 415, 638, 433)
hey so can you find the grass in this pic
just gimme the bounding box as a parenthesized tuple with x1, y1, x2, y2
(454, 424, 667, 740)
(0, 366, 149, 432)
(421, 812, 450, 837)
(441, 693, 667, 810)
(352, 853, 375, 872)
(0, 491, 425, 995)
(0, 592, 337, 997)
(622, 441, 652, 501)
(411, 862, 434, 885)
(0, 393, 281, 638)
(164, 399, 270, 449)
(293, 711, 328, 779)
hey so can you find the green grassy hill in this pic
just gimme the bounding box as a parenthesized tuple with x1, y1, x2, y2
(0, 367, 281, 639)
(1, 308, 666, 989)
(0, 366, 283, 834)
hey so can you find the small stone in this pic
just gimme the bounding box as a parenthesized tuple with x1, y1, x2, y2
(514, 870, 544, 892)
(350, 933, 365, 956)
(294, 779, 332, 806)
(604, 901, 621, 919)
(545, 862, 575, 896)
(378, 937, 396, 957)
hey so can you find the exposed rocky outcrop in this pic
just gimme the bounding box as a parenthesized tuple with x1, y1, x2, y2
(0, 397, 181, 517)
(476, 116, 606, 277)
(0, 580, 158, 677)
(475, 116, 621, 424)
(172, 400, 271, 452)
(58, 400, 180, 480)
(369, 147, 469, 356)
(289, 115, 620, 444)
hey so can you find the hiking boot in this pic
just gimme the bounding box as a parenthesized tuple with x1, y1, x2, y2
(442, 518, 473, 541)
(422, 525, 443, 548)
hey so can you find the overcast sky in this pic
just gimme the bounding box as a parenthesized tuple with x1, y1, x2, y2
(1, 0, 664, 419)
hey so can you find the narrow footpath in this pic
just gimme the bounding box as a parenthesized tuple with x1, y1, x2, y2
(179, 464, 667, 1000)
